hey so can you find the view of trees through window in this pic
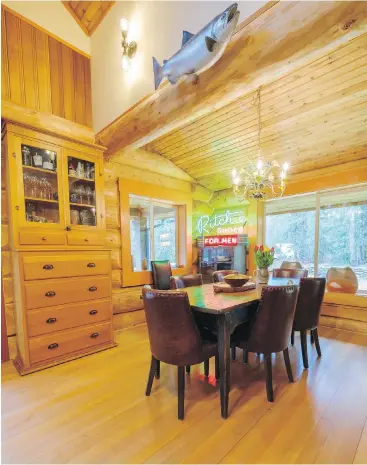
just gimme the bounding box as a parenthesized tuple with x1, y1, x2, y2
(265, 188, 367, 292)
(129, 196, 177, 271)
(265, 210, 315, 275)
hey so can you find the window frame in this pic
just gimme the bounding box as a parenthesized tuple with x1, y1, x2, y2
(119, 177, 192, 287)
(129, 195, 179, 271)
(264, 183, 367, 294)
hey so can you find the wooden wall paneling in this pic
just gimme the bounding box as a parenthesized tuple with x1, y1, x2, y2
(19, 21, 38, 110)
(112, 287, 144, 315)
(1, 280, 10, 362)
(111, 270, 122, 289)
(34, 28, 51, 113)
(105, 201, 119, 230)
(4, 304, 16, 336)
(1, 11, 10, 100)
(61, 44, 75, 122)
(73, 51, 86, 125)
(84, 58, 93, 127)
(113, 309, 146, 331)
(111, 249, 122, 270)
(1, 252, 11, 277)
(2, 277, 13, 305)
(1, 6, 92, 128)
(4, 10, 24, 105)
(48, 37, 64, 118)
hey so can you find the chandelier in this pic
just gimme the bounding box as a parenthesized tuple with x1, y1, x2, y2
(232, 87, 289, 200)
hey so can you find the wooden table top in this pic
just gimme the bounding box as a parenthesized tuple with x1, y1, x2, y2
(185, 279, 300, 315)
(185, 284, 262, 314)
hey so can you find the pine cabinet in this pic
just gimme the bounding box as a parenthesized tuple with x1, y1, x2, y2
(2, 122, 115, 375)
(4, 123, 106, 250)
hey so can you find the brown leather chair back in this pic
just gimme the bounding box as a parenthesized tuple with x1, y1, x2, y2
(142, 287, 204, 366)
(170, 274, 203, 289)
(247, 285, 298, 354)
(151, 260, 172, 290)
(281, 261, 303, 269)
(293, 278, 326, 331)
(272, 268, 308, 279)
(212, 270, 237, 283)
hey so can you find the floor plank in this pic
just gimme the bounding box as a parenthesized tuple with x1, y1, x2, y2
(1, 326, 367, 464)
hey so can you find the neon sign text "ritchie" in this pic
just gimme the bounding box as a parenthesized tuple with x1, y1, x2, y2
(197, 210, 247, 235)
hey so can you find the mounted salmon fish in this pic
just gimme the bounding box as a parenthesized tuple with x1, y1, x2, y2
(152, 3, 240, 89)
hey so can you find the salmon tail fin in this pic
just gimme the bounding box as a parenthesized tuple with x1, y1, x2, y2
(152, 57, 163, 90)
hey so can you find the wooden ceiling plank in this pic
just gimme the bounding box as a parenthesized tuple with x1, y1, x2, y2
(62, 2, 89, 36)
(173, 95, 367, 167)
(96, 1, 367, 153)
(188, 124, 367, 173)
(149, 34, 367, 152)
(161, 63, 367, 159)
(166, 76, 367, 161)
(189, 132, 367, 179)
(89, 2, 115, 36)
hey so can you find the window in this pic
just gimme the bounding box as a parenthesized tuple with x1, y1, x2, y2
(265, 193, 316, 276)
(129, 195, 177, 272)
(265, 185, 367, 293)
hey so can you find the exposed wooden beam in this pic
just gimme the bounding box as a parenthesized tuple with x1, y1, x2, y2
(96, 1, 367, 154)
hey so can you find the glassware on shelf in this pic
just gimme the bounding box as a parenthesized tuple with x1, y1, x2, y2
(32, 152, 43, 168)
(23, 172, 31, 196)
(76, 162, 85, 178)
(29, 175, 39, 198)
(39, 177, 47, 199)
(69, 160, 77, 176)
(42, 151, 55, 171)
(22, 146, 32, 166)
(90, 164, 95, 180)
(85, 186, 93, 204)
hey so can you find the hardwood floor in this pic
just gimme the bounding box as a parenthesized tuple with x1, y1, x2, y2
(2, 325, 367, 464)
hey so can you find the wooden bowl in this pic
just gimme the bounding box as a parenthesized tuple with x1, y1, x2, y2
(224, 276, 251, 287)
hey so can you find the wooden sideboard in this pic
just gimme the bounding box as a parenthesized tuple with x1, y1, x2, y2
(2, 122, 116, 374)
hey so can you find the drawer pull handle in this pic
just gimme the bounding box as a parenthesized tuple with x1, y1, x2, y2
(45, 291, 56, 297)
(46, 317, 57, 324)
(84, 238, 89, 242)
(43, 264, 54, 270)
(42, 237, 47, 241)
(89, 286, 97, 292)
(87, 263, 96, 268)
(89, 310, 98, 315)
(91, 332, 99, 338)
(48, 343, 59, 350)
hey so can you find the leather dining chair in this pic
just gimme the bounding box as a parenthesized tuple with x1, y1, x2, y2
(142, 286, 219, 420)
(272, 268, 309, 279)
(280, 261, 303, 269)
(291, 278, 326, 369)
(232, 285, 298, 402)
(151, 260, 172, 290)
(170, 274, 203, 289)
(212, 270, 237, 283)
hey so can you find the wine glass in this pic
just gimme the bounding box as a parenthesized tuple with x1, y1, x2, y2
(78, 185, 86, 204)
(39, 177, 47, 199)
(30, 175, 39, 198)
(85, 186, 93, 205)
(23, 172, 31, 197)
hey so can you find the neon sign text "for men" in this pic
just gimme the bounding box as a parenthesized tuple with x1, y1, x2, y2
(197, 210, 247, 235)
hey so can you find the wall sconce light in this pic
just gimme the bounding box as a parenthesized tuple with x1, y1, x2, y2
(120, 18, 137, 71)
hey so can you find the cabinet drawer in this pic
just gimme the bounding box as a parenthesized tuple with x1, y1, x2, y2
(19, 230, 65, 246)
(23, 252, 110, 280)
(29, 321, 113, 364)
(27, 299, 112, 337)
(25, 276, 111, 310)
(67, 231, 104, 246)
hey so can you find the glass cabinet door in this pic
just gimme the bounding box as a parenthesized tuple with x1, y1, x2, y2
(65, 151, 102, 229)
(20, 141, 63, 227)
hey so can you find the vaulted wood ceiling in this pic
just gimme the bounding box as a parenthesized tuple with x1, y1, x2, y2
(62, 1, 114, 36)
(145, 33, 367, 191)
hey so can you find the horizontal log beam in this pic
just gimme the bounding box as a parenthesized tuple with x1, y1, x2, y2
(96, 1, 367, 154)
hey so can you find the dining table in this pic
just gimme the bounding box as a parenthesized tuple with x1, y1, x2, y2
(184, 277, 300, 419)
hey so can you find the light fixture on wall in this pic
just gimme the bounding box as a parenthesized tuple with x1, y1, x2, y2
(232, 87, 290, 200)
(120, 17, 137, 71)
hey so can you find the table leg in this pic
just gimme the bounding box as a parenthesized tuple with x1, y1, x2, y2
(217, 313, 231, 419)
